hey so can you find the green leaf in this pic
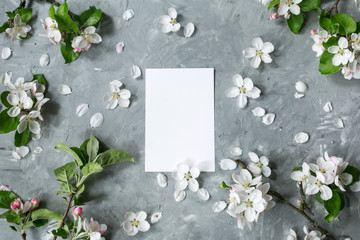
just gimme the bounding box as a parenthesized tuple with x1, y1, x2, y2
(299, 0, 320, 11)
(331, 14, 357, 35)
(55, 143, 84, 167)
(60, 182, 73, 193)
(6, 211, 20, 224)
(80, 139, 90, 160)
(33, 219, 48, 228)
(287, 13, 304, 34)
(31, 74, 47, 87)
(76, 184, 85, 195)
(81, 162, 103, 177)
(70, 147, 87, 167)
(54, 162, 76, 182)
(267, 0, 280, 10)
(292, 166, 302, 172)
(324, 189, 342, 222)
(315, 191, 324, 203)
(80, 6, 102, 27)
(0, 210, 11, 218)
(32, 209, 63, 222)
(0, 110, 19, 134)
(322, 36, 338, 50)
(6, 12, 15, 20)
(0, 22, 11, 33)
(320, 11, 337, 33)
(55, 14, 79, 33)
(87, 135, 99, 162)
(334, 188, 345, 210)
(14, 8, 32, 23)
(319, 51, 341, 75)
(52, 229, 68, 239)
(56, 0, 68, 16)
(14, 127, 31, 147)
(19, 33, 32, 40)
(9, 226, 17, 232)
(1, 91, 11, 108)
(96, 149, 134, 167)
(49, 4, 56, 19)
(219, 181, 231, 189)
(344, 165, 359, 186)
(60, 43, 80, 64)
(0, 191, 19, 209)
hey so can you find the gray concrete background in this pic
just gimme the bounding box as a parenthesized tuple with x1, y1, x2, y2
(0, 0, 360, 239)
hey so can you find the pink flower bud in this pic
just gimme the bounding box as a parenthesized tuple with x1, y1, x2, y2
(73, 206, 83, 217)
(311, 30, 317, 35)
(270, 13, 278, 20)
(31, 198, 40, 208)
(10, 198, 22, 210)
(0, 185, 11, 191)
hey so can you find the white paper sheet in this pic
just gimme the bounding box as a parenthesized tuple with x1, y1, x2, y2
(145, 68, 215, 172)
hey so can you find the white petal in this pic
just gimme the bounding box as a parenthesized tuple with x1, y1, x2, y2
(33, 146, 43, 154)
(320, 185, 333, 200)
(232, 74, 244, 87)
(150, 212, 162, 224)
(243, 78, 253, 90)
(118, 99, 130, 108)
(1, 47, 12, 60)
(76, 104, 89, 117)
(252, 107, 265, 117)
(39, 54, 50, 66)
(190, 167, 200, 178)
(295, 81, 307, 93)
(243, 48, 256, 58)
(90, 113, 104, 128)
(123, 9, 134, 21)
(188, 178, 199, 192)
(262, 166, 271, 177)
(323, 102, 333, 113)
(174, 190, 186, 202)
(246, 87, 261, 99)
(338, 37, 348, 49)
(157, 173, 167, 188)
(12, 152, 21, 160)
(58, 84, 72, 95)
(17, 146, 29, 158)
(248, 152, 259, 163)
(251, 56, 262, 68)
(212, 201, 227, 213)
(138, 221, 150, 232)
(294, 132, 309, 144)
(238, 93, 248, 108)
(262, 42, 274, 53)
(136, 211, 147, 221)
(334, 118, 344, 128)
(197, 188, 210, 201)
(262, 113, 275, 125)
(184, 23, 195, 38)
(252, 37, 263, 49)
(350, 182, 360, 192)
(131, 65, 141, 79)
(171, 23, 181, 32)
(219, 159, 237, 170)
(230, 147, 243, 156)
(168, 8, 177, 19)
(116, 41, 125, 53)
(248, 163, 262, 176)
(225, 87, 240, 98)
(175, 178, 188, 191)
(294, 92, 305, 99)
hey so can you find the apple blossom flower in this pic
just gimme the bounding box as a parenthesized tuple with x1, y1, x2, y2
(243, 37, 274, 68)
(334, 160, 352, 191)
(0, 185, 11, 191)
(235, 189, 265, 222)
(328, 37, 352, 66)
(342, 60, 360, 80)
(225, 74, 261, 108)
(72, 26, 102, 52)
(310, 30, 317, 35)
(73, 206, 83, 217)
(351, 33, 360, 50)
(7, 90, 34, 117)
(311, 30, 331, 57)
(247, 152, 271, 177)
(306, 171, 333, 200)
(12, 146, 30, 160)
(6, 14, 31, 41)
(4, 77, 33, 91)
(22, 201, 32, 213)
(172, 163, 200, 192)
(232, 169, 262, 193)
(291, 162, 311, 186)
(309, 156, 335, 184)
(102, 80, 131, 109)
(122, 211, 150, 236)
(31, 198, 40, 209)
(303, 226, 325, 240)
(278, 0, 302, 16)
(10, 198, 22, 211)
(256, 183, 275, 210)
(158, 8, 181, 33)
(40, 17, 61, 45)
(17, 111, 41, 135)
(82, 218, 107, 240)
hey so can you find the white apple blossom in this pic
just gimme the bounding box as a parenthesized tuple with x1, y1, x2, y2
(342, 60, 360, 80)
(303, 226, 325, 240)
(158, 8, 181, 33)
(122, 211, 150, 236)
(6, 14, 31, 40)
(17, 111, 41, 135)
(82, 218, 107, 240)
(72, 26, 102, 52)
(291, 162, 311, 185)
(256, 183, 275, 210)
(309, 156, 336, 184)
(278, 0, 302, 16)
(328, 37, 352, 66)
(306, 171, 333, 200)
(243, 37, 274, 68)
(40, 17, 61, 45)
(7, 90, 33, 117)
(247, 152, 271, 177)
(334, 160, 352, 191)
(235, 189, 265, 222)
(232, 169, 262, 193)
(172, 163, 200, 192)
(225, 74, 261, 108)
(236, 211, 254, 230)
(102, 80, 131, 109)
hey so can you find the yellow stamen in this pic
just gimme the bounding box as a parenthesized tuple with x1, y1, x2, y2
(245, 199, 253, 208)
(184, 172, 192, 180)
(170, 18, 177, 25)
(114, 92, 120, 99)
(131, 219, 139, 227)
(239, 87, 246, 93)
(316, 180, 321, 187)
(256, 50, 263, 57)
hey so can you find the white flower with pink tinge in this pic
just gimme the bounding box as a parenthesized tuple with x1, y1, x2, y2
(82, 218, 107, 240)
(40, 17, 61, 45)
(7, 90, 33, 117)
(172, 163, 200, 192)
(17, 111, 41, 135)
(71, 26, 102, 52)
(243, 37, 274, 68)
(122, 211, 150, 236)
(102, 80, 131, 109)
(6, 14, 31, 40)
(278, 0, 302, 16)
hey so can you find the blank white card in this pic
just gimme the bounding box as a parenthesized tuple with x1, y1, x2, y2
(145, 68, 215, 172)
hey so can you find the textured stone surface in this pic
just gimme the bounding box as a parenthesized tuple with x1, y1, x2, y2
(1, 0, 360, 239)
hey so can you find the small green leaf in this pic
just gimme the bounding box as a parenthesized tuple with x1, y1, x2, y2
(1, 91, 11, 108)
(32, 209, 63, 222)
(0, 110, 19, 134)
(319, 51, 341, 75)
(52, 229, 68, 239)
(6, 12, 15, 20)
(96, 149, 134, 167)
(55, 14, 79, 33)
(292, 166, 302, 172)
(33, 219, 48, 227)
(320, 11, 337, 33)
(54, 162, 76, 182)
(60, 43, 80, 64)
(73, 196, 85, 206)
(324, 189, 342, 222)
(55, 143, 84, 167)
(14, 127, 31, 147)
(315, 191, 324, 203)
(81, 162, 103, 177)
(80, 139, 90, 160)
(331, 14, 357, 35)
(344, 165, 359, 186)
(219, 181, 231, 189)
(19, 33, 32, 40)
(287, 13, 304, 34)
(9, 226, 17, 232)
(49, 4, 56, 19)
(6, 211, 20, 224)
(70, 147, 87, 167)
(0, 210, 11, 218)
(76, 184, 85, 195)
(14, 8, 32, 23)
(267, 0, 280, 10)
(80, 6, 102, 27)
(87, 135, 99, 162)
(0, 22, 11, 33)
(322, 36, 338, 50)
(299, 0, 320, 12)
(31, 74, 47, 87)
(56, 0, 68, 16)
(60, 182, 73, 193)
(0, 191, 19, 209)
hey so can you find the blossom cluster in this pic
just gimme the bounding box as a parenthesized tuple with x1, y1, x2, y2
(0, 7, 33, 40)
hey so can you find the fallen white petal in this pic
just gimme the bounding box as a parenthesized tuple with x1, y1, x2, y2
(12, 146, 30, 160)
(262, 113, 275, 125)
(58, 84, 72, 95)
(33, 147, 43, 154)
(294, 92, 305, 99)
(39, 54, 50, 66)
(295, 81, 307, 93)
(131, 65, 141, 79)
(294, 132, 309, 144)
(197, 188, 210, 201)
(184, 23, 195, 38)
(350, 182, 360, 192)
(174, 190, 186, 202)
(212, 201, 227, 213)
(219, 159, 237, 170)
(334, 118, 344, 128)
(1, 47, 12, 60)
(230, 146, 243, 156)
(157, 173, 167, 188)
(150, 212, 162, 224)
(123, 9, 134, 21)
(76, 104, 89, 117)
(90, 113, 104, 128)
(323, 102, 333, 112)
(252, 107, 265, 117)
(116, 41, 125, 53)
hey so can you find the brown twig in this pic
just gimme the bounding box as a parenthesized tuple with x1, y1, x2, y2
(15, 0, 26, 11)
(298, 182, 313, 215)
(21, 233, 26, 240)
(327, 0, 341, 17)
